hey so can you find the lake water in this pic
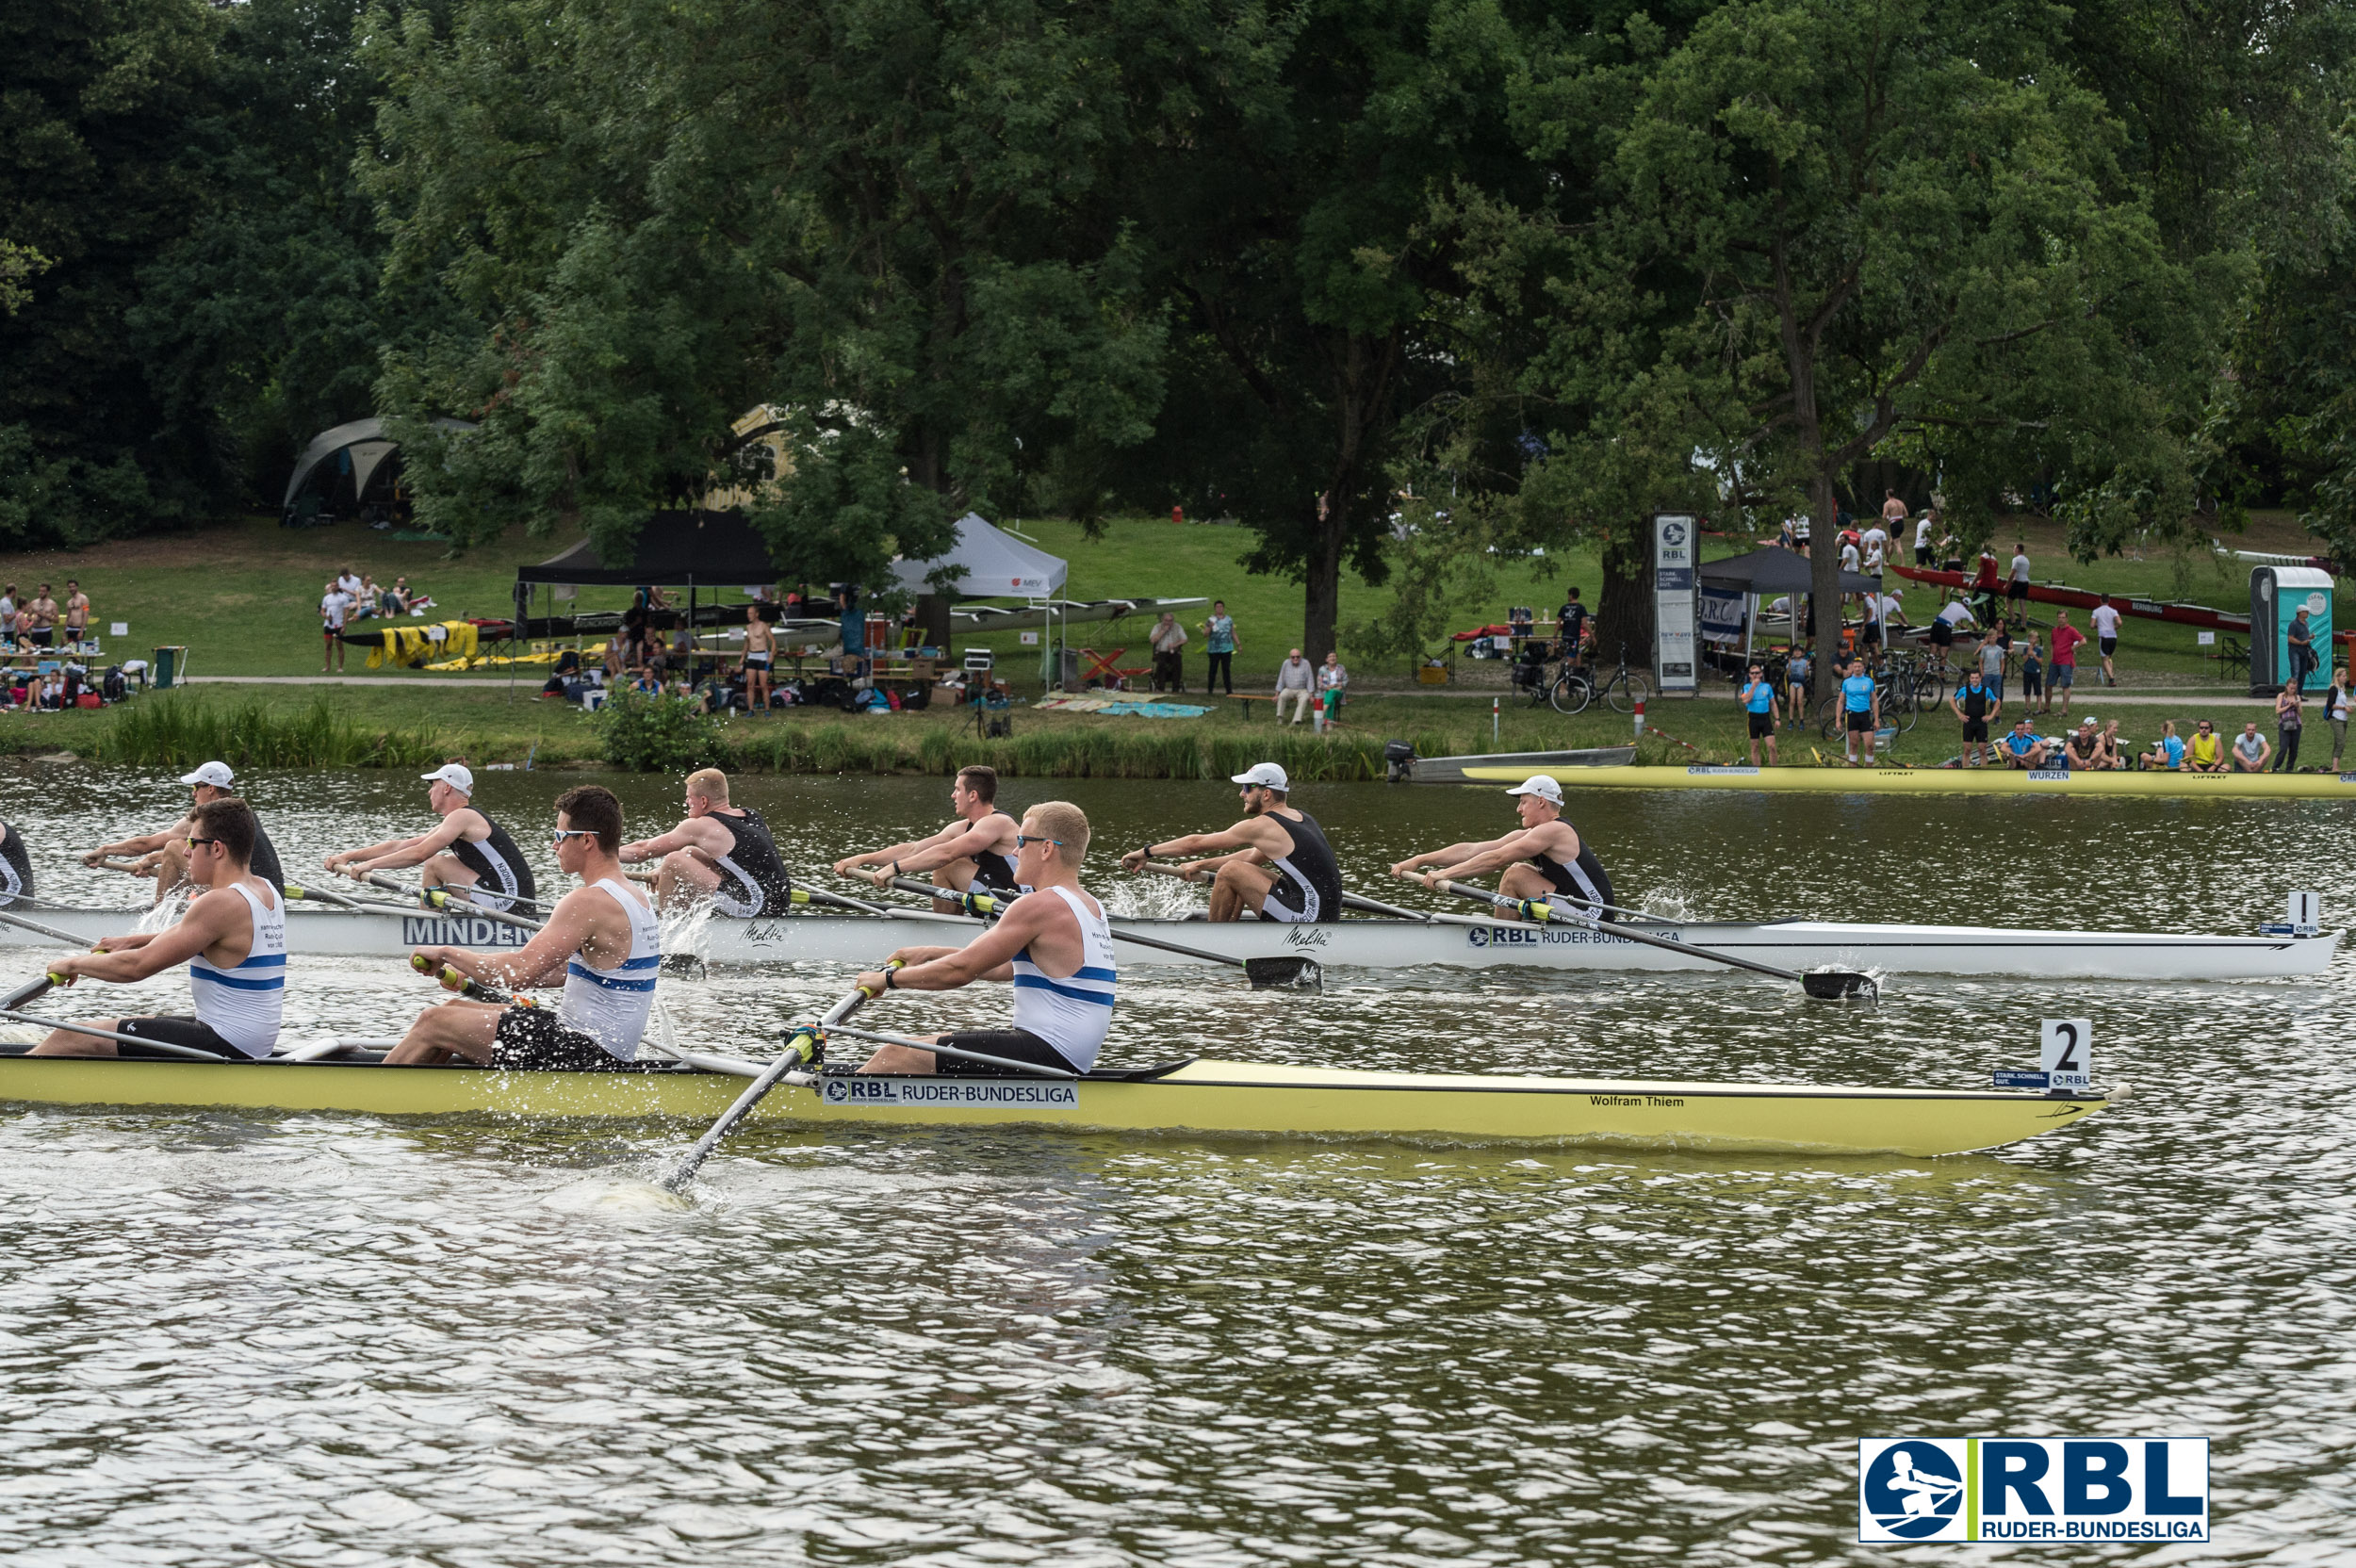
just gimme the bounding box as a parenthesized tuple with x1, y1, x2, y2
(1, 761, 2349, 1564)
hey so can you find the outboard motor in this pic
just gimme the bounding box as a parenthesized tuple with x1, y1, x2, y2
(1383, 739, 1417, 783)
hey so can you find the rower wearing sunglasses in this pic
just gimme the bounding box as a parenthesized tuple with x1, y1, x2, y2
(386, 785, 663, 1070)
(324, 761, 536, 912)
(851, 801, 1116, 1079)
(31, 797, 286, 1059)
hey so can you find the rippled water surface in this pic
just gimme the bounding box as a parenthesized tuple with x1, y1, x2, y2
(1, 761, 2351, 1564)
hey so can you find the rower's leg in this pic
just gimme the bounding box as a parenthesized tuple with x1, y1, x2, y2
(29, 1018, 124, 1056)
(656, 851, 721, 910)
(1208, 859, 1272, 922)
(420, 852, 482, 900)
(930, 858, 981, 913)
(384, 1000, 501, 1066)
(151, 840, 190, 902)
(858, 1035, 940, 1074)
(1497, 864, 1551, 920)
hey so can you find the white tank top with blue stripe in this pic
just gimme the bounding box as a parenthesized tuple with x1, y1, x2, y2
(557, 877, 662, 1060)
(188, 880, 286, 1058)
(1008, 885, 1116, 1071)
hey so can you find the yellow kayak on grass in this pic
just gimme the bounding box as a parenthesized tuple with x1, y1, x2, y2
(1463, 763, 2356, 799)
(0, 1053, 2110, 1157)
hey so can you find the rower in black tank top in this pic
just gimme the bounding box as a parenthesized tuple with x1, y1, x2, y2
(971, 808, 1021, 891)
(1261, 810, 1343, 923)
(248, 817, 286, 893)
(1530, 829, 1616, 921)
(709, 806, 794, 918)
(0, 819, 31, 907)
(450, 811, 535, 911)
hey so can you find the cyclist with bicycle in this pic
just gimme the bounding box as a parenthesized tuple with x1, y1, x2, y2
(1739, 662, 1781, 764)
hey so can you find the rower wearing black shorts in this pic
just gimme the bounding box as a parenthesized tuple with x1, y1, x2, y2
(326, 761, 536, 912)
(620, 766, 796, 917)
(835, 764, 1024, 911)
(0, 818, 32, 907)
(1391, 773, 1617, 922)
(1124, 762, 1343, 923)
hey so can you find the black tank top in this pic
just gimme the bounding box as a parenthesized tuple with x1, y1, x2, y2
(0, 819, 30, 906)
(1956, 682, 1990, 720)
(451, 810, 535, 903)
(248, 818, 285, 892)
(971, 809, 1019, 890)
(1265, 809, 1343, 922)
(713, 806, 794, 913)
(1530, 829, 1616, 921)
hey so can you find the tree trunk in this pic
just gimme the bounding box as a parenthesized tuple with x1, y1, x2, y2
(1597, 526, 1654, 670)
(1302, 496, 1346, 664)
(1808, 469, 1841, 663)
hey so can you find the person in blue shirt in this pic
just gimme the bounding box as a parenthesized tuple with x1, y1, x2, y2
(1839, 658, 1880, 765)
(1949, 669, 2000, 766)
(2138, 719, 2187, 771)
(1738, 662, 1780, 764)
(1997, 717, 2043, 768)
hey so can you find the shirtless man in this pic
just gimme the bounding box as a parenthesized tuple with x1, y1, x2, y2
(741, 603, 777, 713)
(325, 761, 536, 911)
(24, 582, 58, 647)
(386, 786, 659, 1069)
(618, 767, 794, 916)
(852, 800, 1116, 1079)
(834, 765, 1023, 909)
(82, 760, 286, 903)
(62, 580, 90, 641)
(32, 797, 286, 1060)
(0, 818, 32, 907)
(1120, 762, 1342, 923)
(1388, 774, 1616, 923)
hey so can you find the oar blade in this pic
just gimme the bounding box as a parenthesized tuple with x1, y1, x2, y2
(1802, 970, 1877, 1003)
(1243, 956, 1322, 991)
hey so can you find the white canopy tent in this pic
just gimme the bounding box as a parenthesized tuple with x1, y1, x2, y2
(892, 513, 1074, 683)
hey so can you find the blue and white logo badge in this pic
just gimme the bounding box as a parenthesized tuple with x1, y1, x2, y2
(1858, 1440, 1968, 1541)
(1466, 927, 1490, 949)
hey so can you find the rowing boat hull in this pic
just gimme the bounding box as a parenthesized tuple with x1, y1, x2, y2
(0, 1054, 2110, 1155)
(5, 905, 2331, 978)
(1466, 761, 2356, 800)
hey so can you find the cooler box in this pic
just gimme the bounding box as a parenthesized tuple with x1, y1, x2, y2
(152, 645, 188, 689)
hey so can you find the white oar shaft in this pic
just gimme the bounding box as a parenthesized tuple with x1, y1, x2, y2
(1429, 878, 1812, 984)
(823, 1023, 1077, 1079)
(0, 1008, 226, 1061)
(0, 906, 99, 948)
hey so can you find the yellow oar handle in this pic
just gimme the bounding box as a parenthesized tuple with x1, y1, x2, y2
(854, 958, 906, 1000)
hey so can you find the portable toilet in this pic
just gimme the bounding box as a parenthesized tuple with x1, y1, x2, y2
(2250, 566, 2334, 694)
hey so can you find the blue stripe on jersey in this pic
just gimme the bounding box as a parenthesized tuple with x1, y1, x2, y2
(566, 961, 658, 992)
(222, 952, 286, 971)
(609, 954, 661, 972)
(190, 969, 286, 992)
(1011, 972, 1116, 1006)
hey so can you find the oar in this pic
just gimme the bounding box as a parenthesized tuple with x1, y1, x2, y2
(1423, 877, 1877, 1002)
(3, 972, 61, 1013)
(357, 873, 544, 934)
(0, 1005, 228, 1060)
(1342, 887, 1675, 929)
(823, 1023, 1078, 1078)
(811, 878, 999, 928)
(884, 874, 1320, 990)
(662, 971, 895, 1192)
(284, 881, 366, 911)
(0, 906, 105, 948)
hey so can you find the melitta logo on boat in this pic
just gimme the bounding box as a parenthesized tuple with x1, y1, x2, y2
(1857, 1438, 2208, 1544)
(1465, 924, 1677, 948)
(1282, 926, 1332, 950)
(819, 1077, 1078, 1109)
(401, 916, 532, 949)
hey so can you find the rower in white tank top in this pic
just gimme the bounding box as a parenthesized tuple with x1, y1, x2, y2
(1007, 885, 1117, 1071)
(556, 877, 662, 1060)
(188, 880, 286, 1058)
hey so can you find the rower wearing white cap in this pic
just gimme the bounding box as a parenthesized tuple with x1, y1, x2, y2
(324, 760, 536, 911)
(1389, 774, 1617, 922)
(1120, 761, 1344, 923)
(34, 796, 286, 1060)
(81, 760, 286, 904)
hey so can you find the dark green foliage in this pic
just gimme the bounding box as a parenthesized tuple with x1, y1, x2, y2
(596, 689, 721, 774)
(93, 694, 441, 768)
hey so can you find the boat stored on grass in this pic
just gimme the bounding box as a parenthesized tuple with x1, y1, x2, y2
(1465, 762, 2356, 800)
(0, 1051, 2113, 1156)
(2, 903, 2333, 979)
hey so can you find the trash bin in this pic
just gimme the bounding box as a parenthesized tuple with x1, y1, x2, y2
(152, 645, 188, 689)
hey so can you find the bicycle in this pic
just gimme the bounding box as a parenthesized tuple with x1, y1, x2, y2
(1552, 643, 1653, 715)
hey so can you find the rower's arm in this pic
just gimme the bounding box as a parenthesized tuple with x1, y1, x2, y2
(326, 835, 412, 870)
(89, 825, 185, 861)
(619, 821, 719, 864)
(422, 892, 599, 990)
(1121, 825, 1266, 870)
(1390, 835, 1510, 877)
(52, 894, 235, 985)
(351, 814, 469, 874)
(893, 818, 1004, 875)
(1428, 826, 1548, 881)
(875, 904, 1043, 989)
(831, 826, 955, 876)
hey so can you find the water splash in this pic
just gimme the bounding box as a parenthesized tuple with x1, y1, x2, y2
(1104, 876, 1206, 920)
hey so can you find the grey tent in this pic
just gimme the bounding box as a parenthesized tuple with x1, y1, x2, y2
(283, 416, 476, 515)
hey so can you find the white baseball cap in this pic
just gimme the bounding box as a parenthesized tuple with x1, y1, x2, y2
(1231, 762, 1290, 791)
(420, 762, 474, 795)
(179, 760, 235, 788)
(1505, 775, 1563, 804)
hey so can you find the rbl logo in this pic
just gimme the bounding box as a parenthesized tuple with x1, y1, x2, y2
(1858, 1438, 2209, 1543)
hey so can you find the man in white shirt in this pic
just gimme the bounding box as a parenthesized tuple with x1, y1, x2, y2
(1860, 523, 1888, 572)
(336, 566, 365, 600)
(1913, 514, 1934, 565)
(2007, 544, 2031, 609)
(1148, 611, 1188, 693)
(320, 580, 352, 673)
(1839, 535, 1863, 615)
(2089, 596, 2123, 687)
(1273, 647, 1316, 724)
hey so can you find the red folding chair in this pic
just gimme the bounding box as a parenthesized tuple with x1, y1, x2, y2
(1078, 646, 1150, 690)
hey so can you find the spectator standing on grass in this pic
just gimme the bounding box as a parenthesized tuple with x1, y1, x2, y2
(2187, 719, 2226, 772)
(1557, 589, 1588, 667)
(1315, 651, 1348, 733)
(1973, 622, 2008, 706)
(320, 580, 353, 672)
(2323, 667, 2351, 771)
(1951, 669, 1999, 766)
(1149, 610, 1188, 693)
(2091, 596, 2123, 686)
(25, 583, 58, 647)
(2020, 634, 2044, 712)
(1881, 489, 1908, 530)
(1739, 662, 1780, 764)
(1914, 512, 1934, 566)
(1840, 658, 1881, 767)
(2141, 720, 2186, 771)
(1202, 601, 1236, 694)
(2274, 681, 2304, 772)
(1274, 647, 1316, 724)
(2286, 609, 2316, 691)
(2048, 611, 2086, 717)
(1783, 646, 1812, 730)
(1861, 518, 1888, 575)
(1971, 547, 2003, 623)
(2232, 720, 2271, 772)
(0, 585, 14, 632)
(63, 580, 90, 641)
(2007, 542, 2032, 609)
